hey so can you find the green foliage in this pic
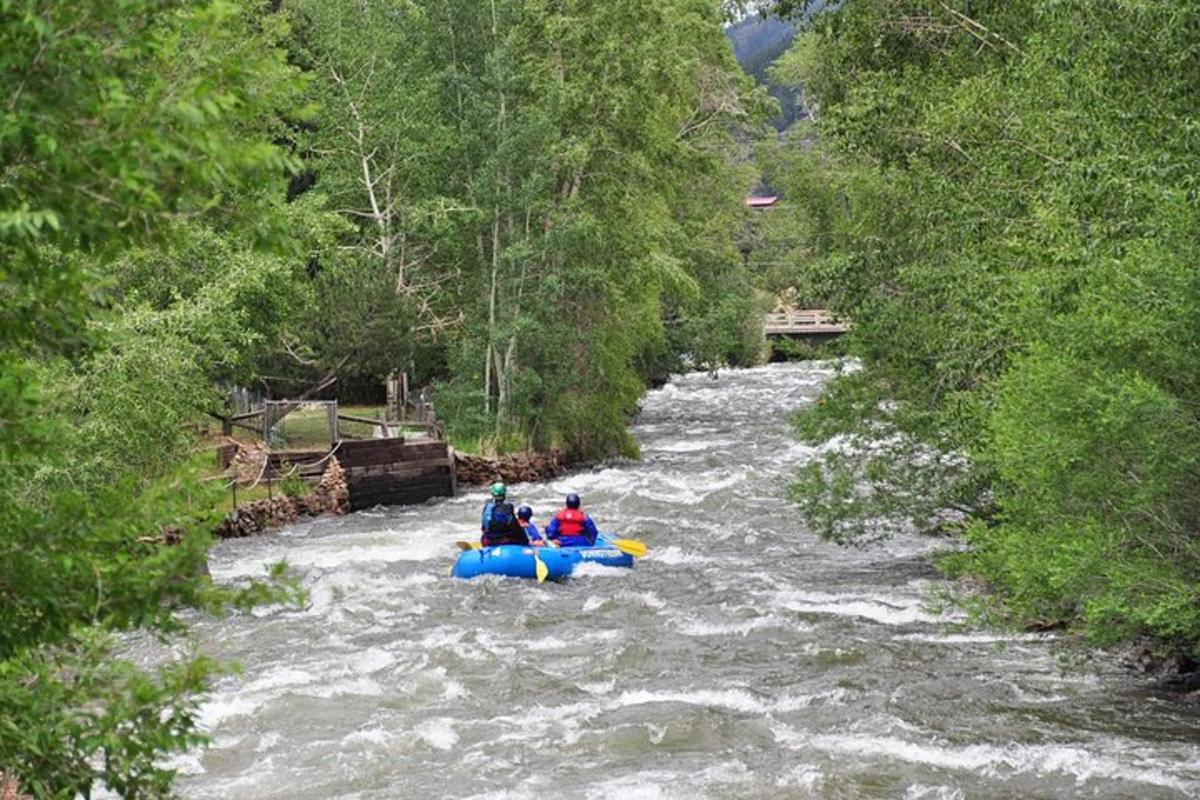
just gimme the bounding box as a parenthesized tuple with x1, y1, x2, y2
(279, 470, 311, 499)
(1, 1, 312, 793)
(774, 0, 1200, 651)
(280, 0, 763, 457)
(0, 632, 216, 798)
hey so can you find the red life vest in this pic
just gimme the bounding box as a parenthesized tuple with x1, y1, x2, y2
(554, 508, 586, 536)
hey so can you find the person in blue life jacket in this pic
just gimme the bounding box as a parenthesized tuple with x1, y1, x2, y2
(481, 482, 528, 547)
(516, 505, 547, 546)
(545, 492, 600, 547)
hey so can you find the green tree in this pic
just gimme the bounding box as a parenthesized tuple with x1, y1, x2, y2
(284, 0, 762, 457)
(1, 2, 307, 794)
(772, 1, 1200, 652)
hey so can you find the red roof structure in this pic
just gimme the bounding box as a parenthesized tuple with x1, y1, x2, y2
(745, 195, 779, 208)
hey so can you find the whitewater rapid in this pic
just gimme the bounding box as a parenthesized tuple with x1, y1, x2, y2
(171, 362, 1200, 799)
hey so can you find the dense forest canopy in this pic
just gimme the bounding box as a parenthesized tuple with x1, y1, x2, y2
(0, 1, 766, 793)
(769, 0, 1200, 653)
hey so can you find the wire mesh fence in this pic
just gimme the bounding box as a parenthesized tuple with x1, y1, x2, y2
(262, 400, 338, 451)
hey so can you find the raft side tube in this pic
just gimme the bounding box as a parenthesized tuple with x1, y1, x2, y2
(450, 542, 633, 580)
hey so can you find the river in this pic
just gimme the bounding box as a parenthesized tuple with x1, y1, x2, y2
(176, 361, 1200, 799)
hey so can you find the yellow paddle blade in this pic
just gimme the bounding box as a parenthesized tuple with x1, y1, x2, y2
(456, 541, 479, 551)
(534, 553, 549, 583)
(610, 538, 647, 558)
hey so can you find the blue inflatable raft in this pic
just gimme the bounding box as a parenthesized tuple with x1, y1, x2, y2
(451, 536, 634, 580)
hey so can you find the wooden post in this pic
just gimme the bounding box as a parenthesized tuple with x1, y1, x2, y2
(386, 372, 400, 421)
(401, 372, 410, 418)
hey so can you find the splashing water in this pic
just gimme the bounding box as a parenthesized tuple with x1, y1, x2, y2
(168, 362, 1200, 799)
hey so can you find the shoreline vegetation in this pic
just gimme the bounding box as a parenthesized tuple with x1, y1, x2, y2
(770, 1, 1200, 671)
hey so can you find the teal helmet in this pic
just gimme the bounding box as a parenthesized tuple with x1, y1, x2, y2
(490, 482, 507, 499)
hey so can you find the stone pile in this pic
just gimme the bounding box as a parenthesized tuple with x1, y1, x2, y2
(303, 457, 348, 515)
(454, 450, 567, 485)
(231, 442, 269, 483)
(216, 457, 348, 539)
(0, 773, 30, 800)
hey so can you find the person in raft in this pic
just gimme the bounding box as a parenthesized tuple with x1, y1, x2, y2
(481, 482, 529, 547)
(544, 492, 600, 547)
(516, 505, 546, 546)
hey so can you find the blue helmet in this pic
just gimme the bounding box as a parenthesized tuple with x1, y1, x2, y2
(517, 505, 533, 521)
(565, 492, 581, 509)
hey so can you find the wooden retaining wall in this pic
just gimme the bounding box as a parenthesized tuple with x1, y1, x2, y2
(334, 439, 456, 511)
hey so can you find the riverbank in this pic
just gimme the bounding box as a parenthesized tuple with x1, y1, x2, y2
(212, 443, 569, 539)
(216, 457, 349, 538)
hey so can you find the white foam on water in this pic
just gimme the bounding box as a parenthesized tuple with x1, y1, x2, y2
(1008, 685, 1069, 705)
(301, 675, 383, 700)
(344, 727, 392, 748)
(895, 632, 1055, 645)
(619, 589, 668, 609)
(693, 759, 751, 784)
(197, 693, 266, 731)
(418, 627, 470, 650)
(239, 665, 317, 694)
(548, 468, 640, 497)
(442, 676, 468, 700)
(772, 727, 1200, 794)
(256, 731, 282, 752)
(649, 546, 710, 566)
(905, 785, 966, 800)
(524, 629, 621, 652)
(568, 562, 634, 579)
(612, 687, 835, 716)
(487, 699, 607, 747)
(214, 534, 454, 580)
(394, 665, 473, 702)
(171, 752, 207, 776)
(345, 646, 398, 674)
(776, 764, 824, 791)
(461, 790, 534, 800)
(578, 679, 616, 695)
(675, 613, 794, 637)
(772, 588, 952, 626)
(414, 717, 459, 751)
(583, 774, 681, 800)
(649, 438, 740, 454)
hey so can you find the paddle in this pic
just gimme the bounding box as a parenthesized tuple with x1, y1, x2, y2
(597, 533, 648, 558)
(533, 552, 549, 583)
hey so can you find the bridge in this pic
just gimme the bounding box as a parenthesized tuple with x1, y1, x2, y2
(763, 309, 850, 336)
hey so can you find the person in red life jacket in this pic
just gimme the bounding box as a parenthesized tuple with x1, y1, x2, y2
(481, 482, 529, 547)
(517, 505, 546, 546)
(545, 492, 599, 547)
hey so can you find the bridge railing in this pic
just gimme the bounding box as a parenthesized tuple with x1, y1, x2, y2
(763, 309, 850, 335)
